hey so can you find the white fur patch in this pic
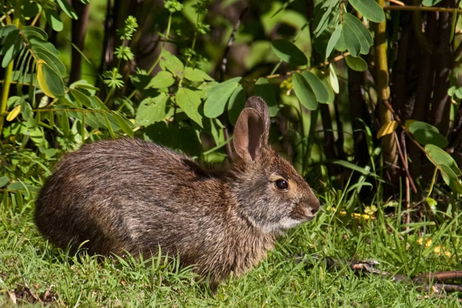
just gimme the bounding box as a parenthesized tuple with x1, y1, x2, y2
(261, 217, 303, 233)
(277, 217, 302, 229)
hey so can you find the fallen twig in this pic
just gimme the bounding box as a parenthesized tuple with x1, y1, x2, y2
(298, 255, 462, 301)
(424, 283, 462, 293)
(349, 260, 462, 298)
(414, 271, 462, 282)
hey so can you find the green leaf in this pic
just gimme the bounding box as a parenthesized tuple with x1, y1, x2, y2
(89, 96, 109, 111)
(28, 37, 60, 55)
(81, 112, 99, 130)
(176, 88, 203, 127)
(44, 9, 63, 32)
(102, 113, 115, 138)
(329, 64, 339, 94)
(341, 28, 360, 56)
(204, 77, 241, 118)
(321, 78, 335, 104)
(342, 13, 373, 57)
(19, 98, 34, 125)
(69, 88, 92, 108)
(422, 0, 444, 6)
(455, 88, 462, 99)
(136, 93, 169, 127)
(111, 111, 134, 136)
(292, 73, 317, 110)
(1, 28, 21, 68)
(22, 1, 40, 19)
(22, 26, 48, 41)
(36, 59, 65, 98)
(345, 55, 368, 72)
(332, 160, 372, 176)
(7, 182, 29, 192)
(439, 165, 462, 194)
(448, 86, 462, 99)
(326, 24, 342, 59)
(7, 96, 22, 109)
(346, 13, 373, 49)
(184, 67, 212, 82)
(349, 0, 385, 23)
(159, 49, 184, 77)
(313, 0, 338, 36)
(301, 71, 330, 103)
(146, 71, 175, 89)
(271, 40, 307, 66)
(425, 144, 462, 177)
(32, 47, 67, 76)
(56, 110, 70, 136)
(335, 28, 348, 52)
(405, 120, 448, 148)
(0, 25, 16, 40)
(254, 77, 279, 116)
(70, 80, 98, 94)
(425, 197, 437, 209)
(0, 176, 9, 188)
(227, 84, 246, 125)
(143, 122, 202, 156)
(56, 0, 78, 19)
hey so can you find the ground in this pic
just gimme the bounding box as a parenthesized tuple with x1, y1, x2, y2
(0, 192, 461, 307)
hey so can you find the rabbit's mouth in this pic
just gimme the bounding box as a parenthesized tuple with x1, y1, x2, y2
(290, 203, 318, 222)
(272, 207, 317, 232)
(303, 207, 318, 220)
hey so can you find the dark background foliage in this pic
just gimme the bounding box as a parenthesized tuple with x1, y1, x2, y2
(2, 0, 462, 219)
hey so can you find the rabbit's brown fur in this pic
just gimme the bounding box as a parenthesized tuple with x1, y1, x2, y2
(35, 96, 320, 286)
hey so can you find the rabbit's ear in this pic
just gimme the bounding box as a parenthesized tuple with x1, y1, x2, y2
(244, 96, 270, 140)
(233, 97, 270, 161)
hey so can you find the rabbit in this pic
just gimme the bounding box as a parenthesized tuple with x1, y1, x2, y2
(35, 96, 320, 287)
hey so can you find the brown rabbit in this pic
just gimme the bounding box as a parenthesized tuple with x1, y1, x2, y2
(35, 96, 320, 286)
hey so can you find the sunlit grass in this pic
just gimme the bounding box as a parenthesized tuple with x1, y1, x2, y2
(0, 190, 461, 307)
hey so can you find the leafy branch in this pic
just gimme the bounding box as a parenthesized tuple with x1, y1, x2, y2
(384, 5, 462, 14)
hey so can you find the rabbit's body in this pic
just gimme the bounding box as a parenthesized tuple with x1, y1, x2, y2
(35, 97, 320, 285)
(36, 139, 274, 281)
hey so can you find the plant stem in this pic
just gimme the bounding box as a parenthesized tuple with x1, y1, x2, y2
(270, 61, 282, 75)
(384, 5, 462, 13)
(0, 14, 20, 138)
(426, 168, 438, 199)
(0, 59, 14, 137)
(146, 13, 173, 75)
(103, 87, 116, 105)
(375, 0, 398, 179)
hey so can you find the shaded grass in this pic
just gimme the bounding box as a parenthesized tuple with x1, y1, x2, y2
(0, 191, 461, 307)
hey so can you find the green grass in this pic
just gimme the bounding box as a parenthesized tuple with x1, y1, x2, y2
(0, 190, 461, 307)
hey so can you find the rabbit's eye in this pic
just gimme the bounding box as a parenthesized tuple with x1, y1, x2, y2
(275, 179, 289, 190)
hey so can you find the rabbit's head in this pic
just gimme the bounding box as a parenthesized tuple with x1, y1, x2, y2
(231, 96, 320, 234)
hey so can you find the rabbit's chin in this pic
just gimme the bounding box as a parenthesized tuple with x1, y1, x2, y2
(260, 217, 310, 234)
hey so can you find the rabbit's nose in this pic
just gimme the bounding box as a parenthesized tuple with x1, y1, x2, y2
(309, 195, 321, 214)
(301, 194, 321, 219)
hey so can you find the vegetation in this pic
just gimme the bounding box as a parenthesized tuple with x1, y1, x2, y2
(1, 0, 462, 305)
(1, 194, 461, 306)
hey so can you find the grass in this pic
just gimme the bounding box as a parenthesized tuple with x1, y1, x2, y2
(0, 189, 461, 307)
